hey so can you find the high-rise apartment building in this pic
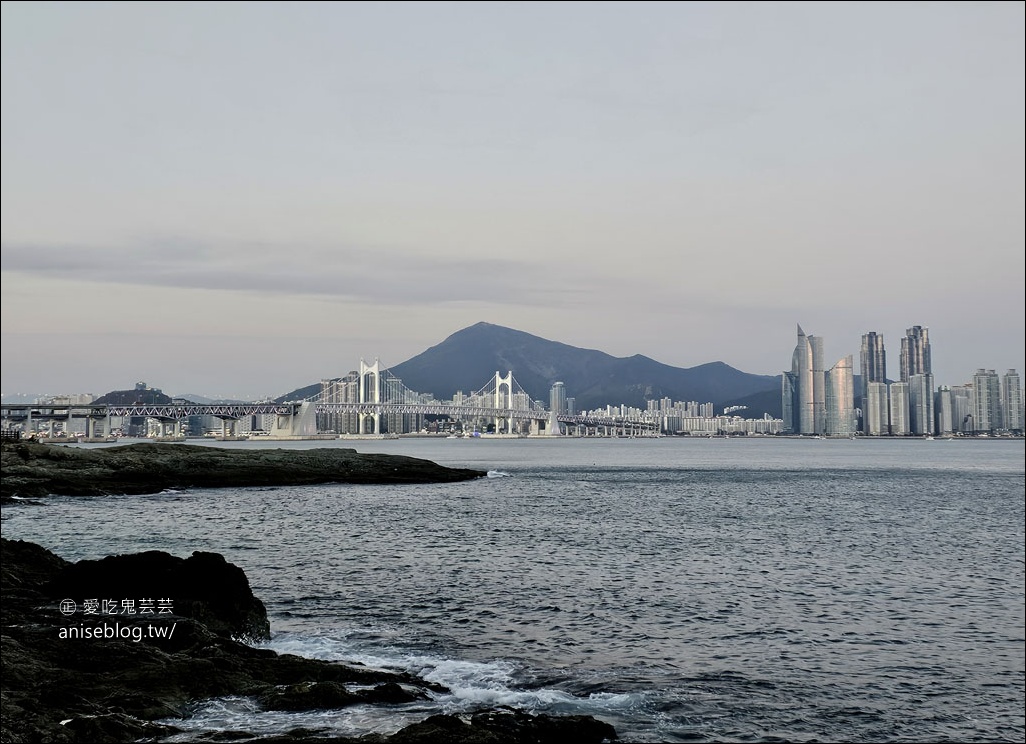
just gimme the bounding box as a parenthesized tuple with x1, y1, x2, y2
(971, 369, 1001, 433)
(865, 382, 889, 435)
(1002, 370, 1023, 433)
(859, 332, 887, 402)
(949, 385, 973, 433)
(908, 373, 935, 435)
(935, 386, 954, 435)
(860, 331, 887, 434)
(825, 355, 856, 435)
(549, 381, 567, 415)
(889, 382, 910, 435)
(900, 326, 931, 382)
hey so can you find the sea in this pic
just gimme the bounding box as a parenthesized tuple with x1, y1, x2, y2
(3, 436, 1024, 743)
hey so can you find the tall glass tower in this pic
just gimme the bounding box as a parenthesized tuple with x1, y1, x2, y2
(1002, 370, 1023, 433)
(783, 324, 825, 435)
(860, 331, 886, 434)
(826, 355, 855, 436)
(900, 326, 931, 382)
(859, 332, 887, 401)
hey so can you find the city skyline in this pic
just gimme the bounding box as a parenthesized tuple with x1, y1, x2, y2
(2, 2, 1023, 400)
(0, 317, 1022, 403)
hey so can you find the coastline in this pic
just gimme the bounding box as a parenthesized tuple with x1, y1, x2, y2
(0, 441, 618, 743)
(0, 537, 618, 743)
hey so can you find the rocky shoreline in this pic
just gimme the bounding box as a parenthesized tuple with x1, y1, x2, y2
(0, 440, 487, 502)
(1, 441, 618, 742)
(0, 538, 618, 743)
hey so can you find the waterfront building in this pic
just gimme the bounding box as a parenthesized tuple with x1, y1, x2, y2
(971, 369, 1002, 433)
(1002, 370, 1023, 433)
(949, 385, 973, 433)
(935, 386, 954, 435)
(550, 382, 568, 415)
(899, 326, 931, 382)
(889, 382, 910, 435)
(319, 372, 360, 434)
(865, 382, 889, 436)
(859, 332, 887, 406)
(783, 324, 826, 435)
(546, 381, 567, 436)
(909, 373, 935, 436)
(825, 355, 856, 436)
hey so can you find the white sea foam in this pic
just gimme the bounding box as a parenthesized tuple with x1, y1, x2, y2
(486, 470, 511, 478)
(260, 631, 640, 720)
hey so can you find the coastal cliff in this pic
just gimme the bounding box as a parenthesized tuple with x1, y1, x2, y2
(0, 440, 486, 501)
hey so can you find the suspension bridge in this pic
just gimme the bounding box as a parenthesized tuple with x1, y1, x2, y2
(1, 360, 659, 439)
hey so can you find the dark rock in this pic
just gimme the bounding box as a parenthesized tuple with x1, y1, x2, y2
(388, 709, 620, 743)
(45, 548, 271, 641)
(258, 681, 361, 711)
(0, 538, 443, 743)
(2, 537, 618, 744)
(1, 440, 487, 500)
(358, 682, 429, 705)
(389, 714, 498, 744)
(470, 708, 619, 743)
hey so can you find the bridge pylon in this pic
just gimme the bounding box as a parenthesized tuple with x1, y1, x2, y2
(360, 358, 381, 435)
(494, 371, 513, 434)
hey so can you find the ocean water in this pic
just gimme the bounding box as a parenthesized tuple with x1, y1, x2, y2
(3, 437, 1024, 743)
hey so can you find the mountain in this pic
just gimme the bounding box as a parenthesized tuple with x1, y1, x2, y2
(380, 322, 780, 414)
(93, 388, 173, 406)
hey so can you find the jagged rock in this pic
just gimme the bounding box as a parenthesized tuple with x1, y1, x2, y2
(258, 681, 361, 711)
(387, 710, 617, 743)
(0, 539, 441, 743)
(1, 440, 486, 501)
(2, 537, 618, 743)
(45, 549, 271, 641)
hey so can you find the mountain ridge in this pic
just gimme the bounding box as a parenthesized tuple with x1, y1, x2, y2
(279, 322, 782, 416)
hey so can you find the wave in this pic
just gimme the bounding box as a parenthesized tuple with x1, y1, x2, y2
(261, 631, 639, 718)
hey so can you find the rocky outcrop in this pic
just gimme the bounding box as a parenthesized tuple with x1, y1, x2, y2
(0, 539, 619, 744)
(0, 440, 486, 501)
(44, 549, 272, 641)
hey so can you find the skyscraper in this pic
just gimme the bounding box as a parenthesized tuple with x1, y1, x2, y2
(889, 382, 910, 435)
(1002, 370, 1023, 433)
(900, 326, 931, 382)
(783, 324, 826, 435)
(859, 332, 887, 401)
(865, 382, 889, 436)
(861, 332, 886, 433)
(971, 369, 1001, 433)
(548, 381, 567, 436)
(909, 373, 935, 435)
(549, 381, 567, 415)
(935, 386, 954, 435)
(825, 355, 856, 436)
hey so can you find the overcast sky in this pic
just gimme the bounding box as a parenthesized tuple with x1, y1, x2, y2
(2, 1, 1023, 401)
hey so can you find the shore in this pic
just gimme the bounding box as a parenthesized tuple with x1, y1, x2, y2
(1, 441, 617, 742)
(0, 537, 618, 743)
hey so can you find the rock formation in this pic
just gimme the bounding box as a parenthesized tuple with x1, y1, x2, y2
(1, 440, 486, 501)
(1, 538, 618, 743)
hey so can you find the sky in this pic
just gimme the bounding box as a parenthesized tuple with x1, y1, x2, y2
(2, 1, 1023, 401)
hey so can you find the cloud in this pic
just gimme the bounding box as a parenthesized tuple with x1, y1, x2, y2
(0, 237, 596, 307)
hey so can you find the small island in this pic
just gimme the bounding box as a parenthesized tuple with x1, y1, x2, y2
(0, 440, 487, 502)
